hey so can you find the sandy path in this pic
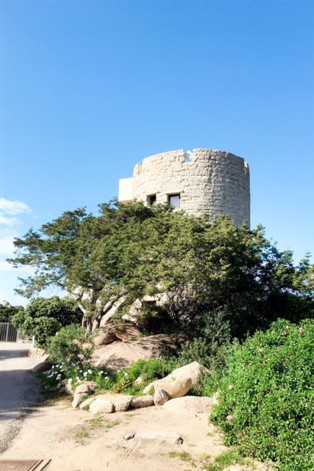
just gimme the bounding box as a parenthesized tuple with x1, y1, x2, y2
(0, 342, 43, 452)
(1, 397, 228, 471)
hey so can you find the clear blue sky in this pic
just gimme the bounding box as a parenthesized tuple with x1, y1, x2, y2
(1, 0, 313, 306)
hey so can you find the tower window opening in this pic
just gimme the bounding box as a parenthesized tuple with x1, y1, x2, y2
(147, 194, 157, 206)
(168, 193, 180, 209)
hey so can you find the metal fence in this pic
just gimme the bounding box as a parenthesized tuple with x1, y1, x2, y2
(0, 323, 18, 342)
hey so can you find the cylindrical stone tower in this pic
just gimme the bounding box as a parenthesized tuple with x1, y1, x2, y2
(119, 148, 250, 227)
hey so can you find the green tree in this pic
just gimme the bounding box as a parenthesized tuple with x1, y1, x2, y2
(12, 296, 81, 347)
(9, 201, 314, 335)
(0, 305, 23, 323)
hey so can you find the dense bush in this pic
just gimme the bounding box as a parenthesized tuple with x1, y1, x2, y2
(112, 358, 174, 395)
(48, 324, 90, 368)
(0, 305, 23, 323)
(211, 319, 314, 470)
(12, 296, 81, 347)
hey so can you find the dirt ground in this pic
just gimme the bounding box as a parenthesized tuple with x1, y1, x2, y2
(1, 396, 272, 471)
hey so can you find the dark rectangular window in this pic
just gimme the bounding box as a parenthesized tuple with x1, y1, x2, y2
(147, 194, 157, 206)
(168, 194, 180, 209)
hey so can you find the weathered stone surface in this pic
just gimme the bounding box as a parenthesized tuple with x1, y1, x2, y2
(79, 397, 95, 410)
(93, 331, 117, 347)
(143, 361, 206, 397)
(163, 396, 214, 415)
(111, 394, 133, 412)
(169, 361, 208, 387)
(142, 383, 154, 395)
(72, 393, 84, 409)
(92, 334, 180, 372)
(75, 383, 90, 395)
(64, 383, 74, 395)
(119, 148, 250, 227)
(32, 358, 52, 373)
(153, 389, 170, 405)
(28, 348, 47, 358)
(89, 397, 114, 414)
(130, 395, 154, 409)
(153, 377, 192, 399)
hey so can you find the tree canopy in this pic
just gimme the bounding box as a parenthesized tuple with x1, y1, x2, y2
(9, 201, 314, 335)
(11, 296, 81, 347)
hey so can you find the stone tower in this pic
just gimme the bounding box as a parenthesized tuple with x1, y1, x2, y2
(119, 148, 250, 227)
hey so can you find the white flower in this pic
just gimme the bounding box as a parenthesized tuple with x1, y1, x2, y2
(87, 369, 92, 374)
(124, 372, 128, 377)
(99, 371, 103, 375)
(56, 374, 62, 380)
(83, 372, 88, 377)
(68, 378, 73, 384)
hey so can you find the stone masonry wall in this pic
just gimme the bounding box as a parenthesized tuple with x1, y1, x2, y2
(124, 148, 250, 227)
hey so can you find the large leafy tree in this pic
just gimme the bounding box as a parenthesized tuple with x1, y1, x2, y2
(11, 296, 81, 347)
(8, 201, 314, 334)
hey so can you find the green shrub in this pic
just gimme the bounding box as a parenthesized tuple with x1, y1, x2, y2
(24, 316, 61, 347)
(12, 296, 81, 347)
(48, 324, 90, 368)
(112, 358, 174, 395)
(211, 318, 314, 470)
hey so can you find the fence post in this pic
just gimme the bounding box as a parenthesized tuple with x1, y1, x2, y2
(5, 323, 9, 342)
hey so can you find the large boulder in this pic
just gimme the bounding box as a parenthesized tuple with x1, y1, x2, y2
(143, 361, 207, 396)
(93, 322, 142, 347)
(92, 334, 181, 372)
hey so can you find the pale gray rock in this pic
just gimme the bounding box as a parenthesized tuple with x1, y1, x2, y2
(72, 393, 85, 409)
(89, 397, 114, 414)
(79, 397, 96, 410)
(169, 361, 208, 387)
(153, 389, 170, 405)
(142, 361, 207, 398)
(112, 394, 133, 412)
(153, 377, 192, 399)
(75, 383, 90, 395)
(93, 331, 117, 347)
(130, 395, 154, 409)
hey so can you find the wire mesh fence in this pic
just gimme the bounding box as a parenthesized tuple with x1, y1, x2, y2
(0, 323, 18, 342)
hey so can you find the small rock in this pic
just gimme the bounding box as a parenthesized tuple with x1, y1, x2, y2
(89, 397, 114, 414)
(113, 394, 133, 412)
(154, 389, 170, 405)
(134, 376, 143, 386)
(79, 397, 96, 410)
(123, 433, 135, 440)
(72, 393, 85, 409)
(75, 383, 90, 395)
(64, 383, 74, 395)
(130, 395, 154, 409)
